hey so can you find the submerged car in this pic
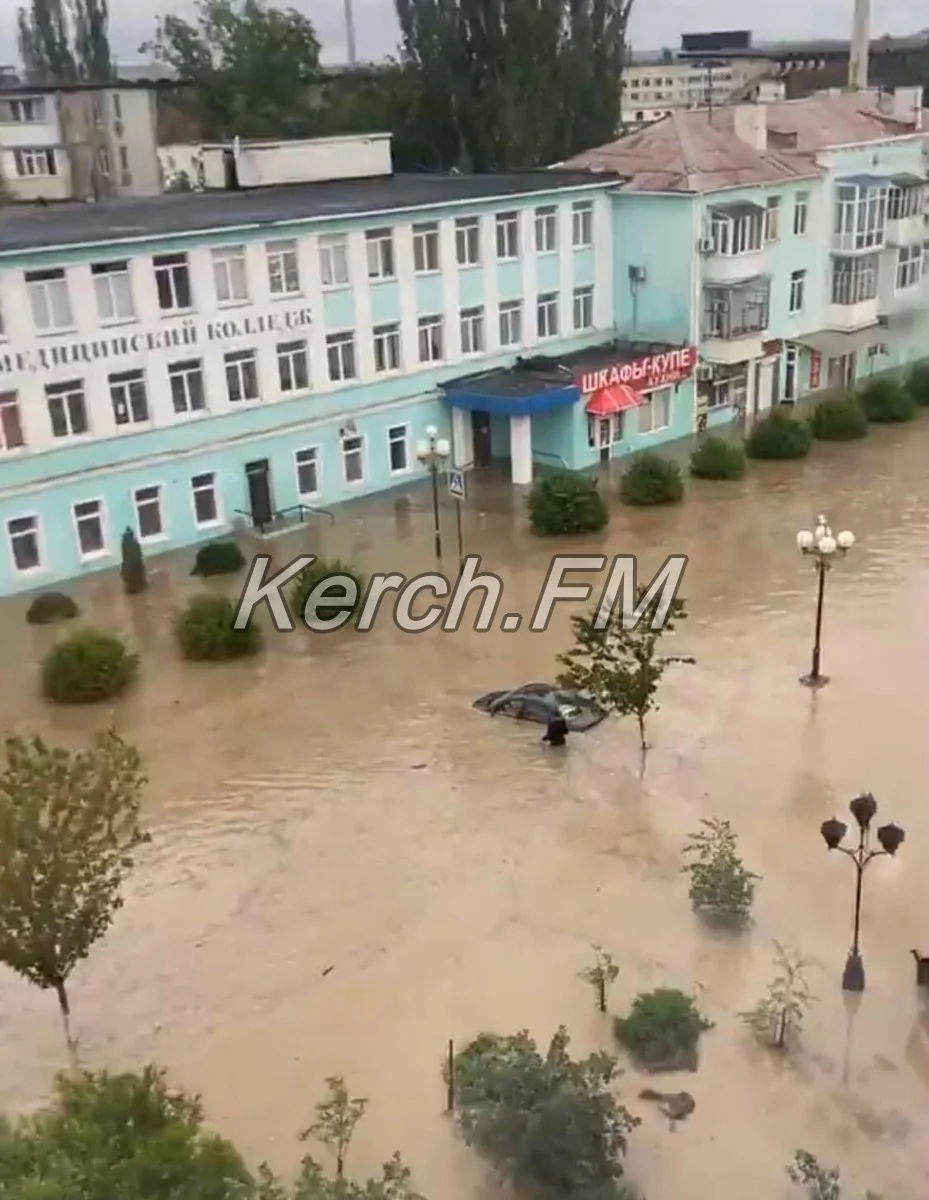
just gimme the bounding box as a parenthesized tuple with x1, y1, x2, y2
(473, 682, 606, 732)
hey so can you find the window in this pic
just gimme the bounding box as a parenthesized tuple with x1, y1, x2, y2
(97, 147, 111, 177)
(834, 184, 887, 252)
(7, 515, 40, 573)
(0, 393, 25, 451)
(277, 340, 309, 392)
(572, 201, 593, 247)
(319, 234, 349, 287)
(91, 260, 134, 322)
(708, 369, 748, 411)
(212, 245, 248, 304)
(895, 244, 923, 290)
(788, 269, 806, 315)
(224, 349, 259, 402)
(793, 191, 809, 235)
(168, 359, 206, 414)
(373, 323, 401, 373)
(638, 387, 671, 434)
(496, 212, 519, 260)
(499, 300, 522, 347)
(573, 286, 594, 330)
(460, 306, 484, 355)
(587, 414, 624, 448)
(73, 500, 107, 559)
(109, 369, 149, 426)
(112, 94, 122, 120)
(535, 206, 557, 253)
(536, 292, 558, 339)
(888, 186, 922, 220)
(413, 223, 439, 273)
(2, 96, 45, 122)
(26, 267, 73, 331)
(46, 380, 88, 438)
(831, 254, 878, 305)
(341, 434, 364, 484)
(455, 218, 480, 267)
(266, 239, 300, 295)
(134, 485, 164, 541)
(417, 315, 443, 363)
(191, 472, 220, 527)
(764, 196, 781, 242)
(118, 146, 129, 172)
(703, 284, 768, 338)
(295, 447, 319, 497)
(388, 424, 408, 473)
(365, 228, 395, 280)
(153, 252, 192, 311)
(326, 332, 357, 382)
(13, 148, 56, 177)
(710, 209, 763, 255)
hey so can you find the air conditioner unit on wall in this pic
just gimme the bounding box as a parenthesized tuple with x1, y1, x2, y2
(698, 237, 715, 253)
(696, 364, 714, 381)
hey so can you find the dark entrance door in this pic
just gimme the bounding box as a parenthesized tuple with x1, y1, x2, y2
(245, 459, 273, 527)
(472, 410, 492, 467)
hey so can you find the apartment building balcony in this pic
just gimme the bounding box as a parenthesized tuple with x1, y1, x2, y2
(827, 253, 879, 331)
(885, 176, 925, 246)
(702, 201, 766, 284)
(825, 299, 879, 332)
(701, 278, 769, 364)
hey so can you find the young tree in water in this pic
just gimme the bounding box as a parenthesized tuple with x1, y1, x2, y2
(0, 732, 148, 1058)
(741, 942, 816, 1050)
(579, 944, 619, 1013)
(300, 1076, 367, 1180)
(787, 1150, 882, 1199)
(557, 585, 691, 753)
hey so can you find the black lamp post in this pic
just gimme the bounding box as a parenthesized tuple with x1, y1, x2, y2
(416, 426, 450, 561)
(796, 514, 855, 688)
(820, 793, 905, 993)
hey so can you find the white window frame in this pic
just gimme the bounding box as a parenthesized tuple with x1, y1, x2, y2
(888, 185, 922, 221)
(0, 392, 25, 452)
(134, 484, 166, 543)
(91, 260, 134, 322)
(26, 268, 73, 332)
(365, 228, 395, 280)
(276, 339, 309, 393)
(834, 184, 888, 252)
(46, 379, 89, 438)
(153, 252, 192, 312)
(460, 306, 484, 355)
(295, 447, 320, 499)
(536, 292, 559, 339)
(387, 423, 409, 475)
(572, 201, 593, 248)
(793, 191, 809, 236)
(587, 414, 624, 448)
(499, 300, 521, 347)
(417, 315, 443, 363)
(495, 212, 519, 260)
(6, 514, 42, 575)
(373, 323, 401, 373)
(895, 243, 923, 291)
(191, 472, 222, 528)
(326, 332, 357, 382)
(14, 148, 56, 177)
(535, 206, 557, 253)
(708, 370, 748, 411)
(212, 244, 249, 304)
(572, 286, 594, 331)
(108, 369, 150, 427)
(266, 239, 301, 296)
(788, 269, 806, 315)
(168, 358, 207, 414)
(224, 348, 260, 403)
(710, 210, 763, 256)
(764, 196, 781, 242)
(638, 386, 672, 435)
(72, 499, 109, 561)
(831, 254, 878, 305)
(412, 223, 439, 273)
(318, 234, 349, 288)
(455, 218, 480, 267)
(341, 433, 365, 485)
(7, 97, 45, 122)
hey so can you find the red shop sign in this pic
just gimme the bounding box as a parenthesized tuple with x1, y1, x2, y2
(577, 346, 697, 395)
(809, 351, 822, 390)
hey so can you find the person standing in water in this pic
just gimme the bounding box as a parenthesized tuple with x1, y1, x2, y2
(543, 712, 568, 747)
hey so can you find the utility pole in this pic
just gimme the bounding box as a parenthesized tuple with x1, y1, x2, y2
(848, 0, 870, 90)
(343, 0, 357, 65)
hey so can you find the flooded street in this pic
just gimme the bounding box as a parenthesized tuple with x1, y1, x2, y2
(1, 418, 928, 1199)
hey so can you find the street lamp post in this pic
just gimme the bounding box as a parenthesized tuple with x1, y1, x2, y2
(796, 514, 855, 688)
(416, 426, 451, 561)
(820, 793, 905, 993)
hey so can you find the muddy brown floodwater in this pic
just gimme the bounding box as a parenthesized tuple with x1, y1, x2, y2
(2, 419, 929, 1200)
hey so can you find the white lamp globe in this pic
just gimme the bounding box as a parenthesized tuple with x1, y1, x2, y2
(797, 530, 814, 551)
(814, 523, 827, 542)
(415, 439, 429, 460)
(818, 534, 837, 556)
(836, 530, 855, 550)
(435, 437, 451, 458)
(425, 424, 438, 440)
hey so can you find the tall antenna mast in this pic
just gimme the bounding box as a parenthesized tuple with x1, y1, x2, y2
(848, 0, 870, 90)
(344, 0, 357, 65)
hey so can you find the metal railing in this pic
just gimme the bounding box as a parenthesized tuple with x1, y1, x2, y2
(233, 503, 335, 536)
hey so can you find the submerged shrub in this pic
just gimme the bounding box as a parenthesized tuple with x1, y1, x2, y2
(620, 451, 684, 506)
(904, 360, 929, 407)
(683, 817, 760, 928)
(614, 988, 713, 1072)
(41, 628, 138, 704)
(858, 376, 917, 423)
(290, 558, 364, 627)
(25, 591, 79, 625)
(810, 395, 868, 441)
(745, 408, 812, 460)
(527, 471, 608, 535)
(689, 436, 746, 480)
(174, 594, 261, 661)
(191, 540, 247, 577)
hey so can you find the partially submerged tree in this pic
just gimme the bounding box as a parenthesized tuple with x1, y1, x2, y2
(579, 944, 619, 1014)
(299, 1076, 367, 1180)
(787, 1150, 882, 1199)
(741, 942, 816, 1051)
(682, 818, 759, 928)
(0, 732, 149, 1055)
(120, 527, 148, 595)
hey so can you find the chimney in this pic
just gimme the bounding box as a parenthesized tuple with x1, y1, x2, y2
(849, 0, 869, 89)
(733, 104, 767, 152)
(892, 86, 922, 127)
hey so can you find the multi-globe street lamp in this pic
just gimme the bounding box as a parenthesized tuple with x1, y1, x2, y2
(820, 793, 905, 993)
(796, 514, 855, 687)
(416, 426, 450, 561)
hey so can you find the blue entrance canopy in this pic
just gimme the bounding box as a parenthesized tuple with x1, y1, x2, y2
(443, 383, 579, 417)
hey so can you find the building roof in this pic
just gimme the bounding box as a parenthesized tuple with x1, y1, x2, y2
(759, 91, 916, 151)
(0, 169, 618, 254)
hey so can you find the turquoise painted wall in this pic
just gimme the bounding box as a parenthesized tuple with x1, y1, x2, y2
(612, 192, 696, 344)
(570, 378, 698, 467)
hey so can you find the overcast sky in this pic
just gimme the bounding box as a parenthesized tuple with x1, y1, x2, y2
(0, 0, 925, 67)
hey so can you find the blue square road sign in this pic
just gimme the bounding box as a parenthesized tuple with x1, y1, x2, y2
(448, 469, 466, 500)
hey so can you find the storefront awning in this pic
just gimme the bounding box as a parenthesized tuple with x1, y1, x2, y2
(585, 383, 641, 416)
(796, 325, 883, 357)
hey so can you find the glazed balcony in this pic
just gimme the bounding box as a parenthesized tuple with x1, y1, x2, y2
(701, 279, 769, 364)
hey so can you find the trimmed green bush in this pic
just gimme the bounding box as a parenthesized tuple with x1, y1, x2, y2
(810, 395, 868, 441)
(527, 471, 608, 535)
(191, 540, 247, 577)
(745, 407, 812, 460)
(41, 628, 138, 704)
(120, 527, 147, 595)
(174, 594, 261, 661)
(620, 451, 684, 506)
(857, 376, 916, 423)
(614, 988, 713, 1072)
(290, 557, 364, 628)
(689, 436, 746, 480)
(904, 361, 929, 407)
(25, 591, 79, 625)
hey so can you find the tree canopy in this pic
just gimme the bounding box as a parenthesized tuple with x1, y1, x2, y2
(17, 0, 113, 83)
